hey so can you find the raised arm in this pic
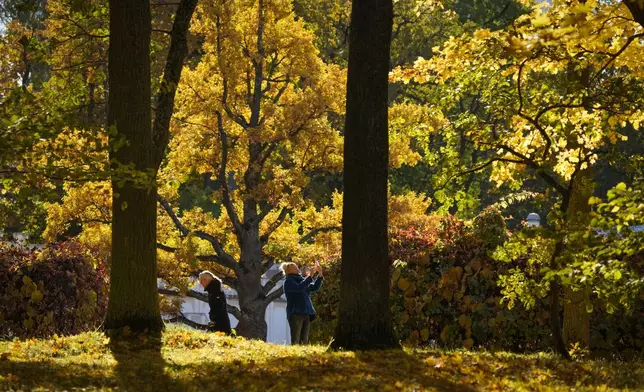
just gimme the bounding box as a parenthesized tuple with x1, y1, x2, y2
(308, 276, 324, 293)
(283, 276, 314, 293)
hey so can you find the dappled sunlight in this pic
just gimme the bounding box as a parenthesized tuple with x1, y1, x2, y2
(1, 327, 641, 391)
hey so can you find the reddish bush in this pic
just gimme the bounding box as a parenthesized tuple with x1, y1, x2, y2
(0, 242, 108, 339)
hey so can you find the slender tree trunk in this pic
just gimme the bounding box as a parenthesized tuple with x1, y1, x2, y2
(104, 0, 163, 333)
(548, 246, 569, 359)
(563, 168, 593, 348)
(331, 0, 398, 350)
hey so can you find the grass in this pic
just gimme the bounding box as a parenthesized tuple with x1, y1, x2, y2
(0, 326, 642, 391)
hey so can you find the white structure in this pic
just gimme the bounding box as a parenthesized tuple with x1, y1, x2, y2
(167, 266, 291, 344)
(526, 213, 541, 227)
(0, 231, 43, 250)
(1, 232, 292, 343)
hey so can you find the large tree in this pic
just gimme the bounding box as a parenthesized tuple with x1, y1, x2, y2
(105, 0, 198, 332)
(330, 0, 398, 350)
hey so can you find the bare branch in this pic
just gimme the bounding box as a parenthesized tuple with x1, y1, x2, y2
(624, 1, 644, 28)
(165, 314, 209, 331)
(261, 271, 284, 296)
(264, 286, 284, 305)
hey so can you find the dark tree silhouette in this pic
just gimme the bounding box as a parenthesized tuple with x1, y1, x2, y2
(331, 0, 399, 350)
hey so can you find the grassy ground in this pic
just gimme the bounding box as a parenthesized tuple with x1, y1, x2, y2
(0, 326, 642, 391)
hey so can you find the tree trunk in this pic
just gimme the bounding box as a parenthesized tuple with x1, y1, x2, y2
(234, 223, 269, 339)
(563, 168, 593, 348)
(548, 253, 569, 359)
(625, 1, 644, 29)
(331, 0, 398, 350)
(104, 0, 163, 333)
(235, 279, 268, 340)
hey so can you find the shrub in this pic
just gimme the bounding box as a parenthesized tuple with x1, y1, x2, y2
(0, 241, 108, 339)
(312, 209, 643, 357)
(388, 211, 550, 350)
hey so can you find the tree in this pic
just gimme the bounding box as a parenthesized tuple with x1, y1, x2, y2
(392, 0, 644, 356)
(330, 0, 398, 350)
(104, 0, 198, 332)
(41, 0, 438, 340)
(153, 0, 345, 339)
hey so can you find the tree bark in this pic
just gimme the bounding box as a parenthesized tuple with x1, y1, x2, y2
(331, 0, 398, 350)
(105, 0, 163, 332)
(625, 1, 644, 29)
(563, 168, 593, 348)
(548, 244, 570, 359)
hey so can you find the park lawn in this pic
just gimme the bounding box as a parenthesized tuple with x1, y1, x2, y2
(0, 326, 642, 392)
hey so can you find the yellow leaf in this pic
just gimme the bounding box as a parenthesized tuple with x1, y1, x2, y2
(531, 15, 551, 27)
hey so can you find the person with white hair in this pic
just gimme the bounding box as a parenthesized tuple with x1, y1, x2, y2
(281, 261, 324, 344)
(199, 270, 232, 334)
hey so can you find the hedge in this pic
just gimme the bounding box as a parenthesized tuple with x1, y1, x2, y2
(0, 242, 108, 339)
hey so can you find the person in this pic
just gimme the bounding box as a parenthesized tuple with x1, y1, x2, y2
(199, 270, 232, 334)
(281, 261, 323, 345)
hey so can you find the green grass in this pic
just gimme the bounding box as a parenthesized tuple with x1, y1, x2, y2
(0, 326, 642, 391)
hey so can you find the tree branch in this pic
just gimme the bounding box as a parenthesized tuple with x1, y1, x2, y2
(495, 143, 569, 196)
(298, 226, 341, 244)
(591, 32, 644, 84)
(260, 207, 289, 243)
(157, 195, 242, 276)
(165, 313, 210, 331)
(434, 157, 524, 192)
(264, 286, 284, 305)
(152, 0, 199, 167)
(624, 1, 644, 28)
(216, 111, 244, 238)
(160, 288, 243, 322)
(157, 194, 189, 236)
(261, 271, 284, 296)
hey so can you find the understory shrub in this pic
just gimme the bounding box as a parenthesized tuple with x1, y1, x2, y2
(312, 210, 643, 357)
(0, 241, 108, 339)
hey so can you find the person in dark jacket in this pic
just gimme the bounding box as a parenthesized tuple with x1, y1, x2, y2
(281, 261, 323, 345)
(199, 271, 232, 334)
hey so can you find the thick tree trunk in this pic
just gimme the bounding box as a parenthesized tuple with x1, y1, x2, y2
(563, 168, 593, 348)
(234, 224, 269, 339)
(235, 281, 268, 340)
(331, 0, 398, 350)
(104, 0, 163, 333)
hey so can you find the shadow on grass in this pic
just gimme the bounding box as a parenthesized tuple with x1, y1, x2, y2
(108, 336, 180, 391)
(1, 341, 642, 391)
(0, 337, 185, 392)
(168, 349, 478, 391)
